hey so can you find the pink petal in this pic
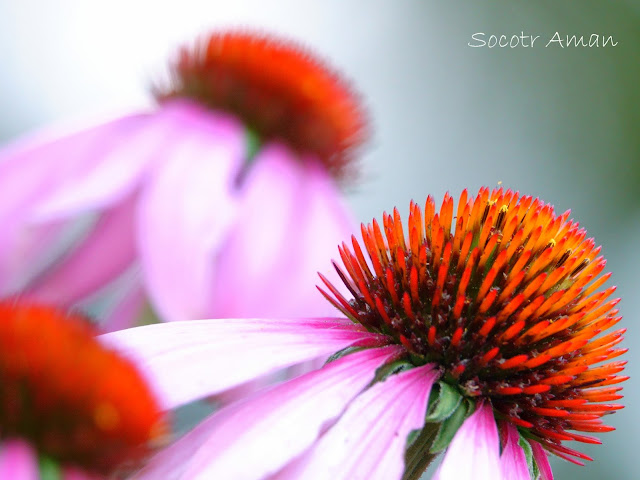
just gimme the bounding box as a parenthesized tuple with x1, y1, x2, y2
(0, 110, 150, 293)
(0, 112, 153, 224)
(137, 345, 404, 480)
(24, 193, 137, 306)
(99, 280, 146, 333)
(433, 401, 502, 480)
(209, 143, 355, 318)
(0, 440, 39, 480)
(274, 363, 440, 480)
(0, 219, 67, 293)
(22, 102, 213, 221)
(0, 101, 199, 294)
(500, 423, 530, 480)
(530, 440, 554, 480)
(136, 105, 245, 321)
(99, 317, 387, 409)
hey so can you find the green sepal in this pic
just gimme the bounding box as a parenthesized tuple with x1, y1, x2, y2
(39, 456, 62, 480)
(324, 346, 366, 365)
(244, 127, 262, 165)
(371, 359, 414, 384)
(429, 397, 475, 453)
(405, 429, 420, 449)
(425, 381, 464, 423)
(519, 433, 540, 480)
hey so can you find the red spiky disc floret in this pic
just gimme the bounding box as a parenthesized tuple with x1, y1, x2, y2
(319, 187, 626, 465)
(158, 30, 369, 181)
(0, 301, 167, 474)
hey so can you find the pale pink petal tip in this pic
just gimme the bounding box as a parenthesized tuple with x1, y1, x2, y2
(530, 440, 554, 480)
(500, 423, 531, 480)
(99, 317, 386, 409)
(0, 440, 39, 480)
(276, 363, 440, 480)
(433, 401, 502, 480)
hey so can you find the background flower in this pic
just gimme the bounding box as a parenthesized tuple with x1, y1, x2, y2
(0, 30, 367, 329)
(0, 302, 167, 478)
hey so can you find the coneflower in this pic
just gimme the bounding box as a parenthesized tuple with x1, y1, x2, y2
(102, 187, 625, 480)
(0, 29, 367, 328)
(321, 187, 625, 467)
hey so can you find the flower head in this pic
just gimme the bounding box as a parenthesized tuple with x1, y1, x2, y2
(0, 29, 364, 327)
(0, 301, 166, 475)
(158, 30, 368, 181)
(102, 188, 626, 480)
(320, 187, 626, 464)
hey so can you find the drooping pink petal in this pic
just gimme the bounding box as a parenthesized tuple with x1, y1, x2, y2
(530, 440, 554, 480)
(209, 143, 355, 318)
(0, 440, 39, 480)
(137, 345, 404, 480)
(0, 218, 67, 293)
(0, 102, 199, 296)
(500, 423, 530, 480)
(433, 401, 502, 480)
(274, 363, 440, 480)
(99, 280, 146, 333)
(99, 317, 387, 409)
(0, 112, 154, 224)
(24, 193, 138, 306)
(136, 104, 245, 321)
(0, 112, 150, 293)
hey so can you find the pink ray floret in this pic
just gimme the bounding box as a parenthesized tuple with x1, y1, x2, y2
(99, 317, 388, 409)
(433, 402, 502, 480)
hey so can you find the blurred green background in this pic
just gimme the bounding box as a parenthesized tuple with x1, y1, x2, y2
(0, 1, 638, 478)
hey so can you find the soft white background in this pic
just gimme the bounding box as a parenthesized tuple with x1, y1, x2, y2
(1, 1, 638, 478)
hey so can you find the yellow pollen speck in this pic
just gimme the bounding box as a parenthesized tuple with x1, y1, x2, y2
(548, 238, 556, 248)
(94, 402, 120, 432)
(488, 200, 497, 206)
(499, 205, 508, 213)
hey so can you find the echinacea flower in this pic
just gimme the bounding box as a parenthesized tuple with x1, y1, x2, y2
(0, 30, 367, 329)
(0, 301, 166, 479)
(101, 187, 626, 480)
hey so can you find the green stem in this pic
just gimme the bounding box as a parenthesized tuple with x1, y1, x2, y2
(402, 422, 441, 480)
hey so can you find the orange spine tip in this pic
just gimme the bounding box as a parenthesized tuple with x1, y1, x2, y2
(495, 386, 523, 395)
(522, 384, 551, 395)
(450, 327, 464, 348)
(479, 347, 500, 366)
(500, 321, 526, 343)
(531, 407, 570, 418)
(478, 317, 497, 338)
(499, 354, 529, 370)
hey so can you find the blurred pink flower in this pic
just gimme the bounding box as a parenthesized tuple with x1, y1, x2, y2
(0, 441, 102, 480)
(0, 440, 38, 480)
(0, 301, 166, 480)
(0, 30, 367, 329)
